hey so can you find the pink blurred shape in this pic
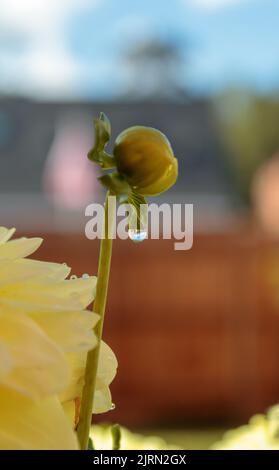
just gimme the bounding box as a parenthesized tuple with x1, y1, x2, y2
(43, 115, 99, 210)
(252, 153, 279, 237)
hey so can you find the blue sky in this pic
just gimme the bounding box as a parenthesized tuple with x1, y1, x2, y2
(0, 0, 279, 99)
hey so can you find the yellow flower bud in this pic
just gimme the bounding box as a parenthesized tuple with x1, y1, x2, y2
(113, 126, 178, 196)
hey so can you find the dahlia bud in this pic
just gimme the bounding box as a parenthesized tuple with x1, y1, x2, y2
(113, 126, 178, 196)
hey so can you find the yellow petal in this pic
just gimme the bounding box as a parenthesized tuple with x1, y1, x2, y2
(0, 311, 69, 399)
(93, 383, 112, 414)
(0, 258, 71, 284)
(0, 227, 16, 244)
(98, 341, 118, 386)
(18, 259, 71, 281)
(62, 399, 76, 427)
(29, 310, 99, 352)
(0, 237, 43, 260)
(0, 387, 78, 450)
(60, 351, 86, 402)
(93, 342, 118, 413)
(0, 276, 97, 312)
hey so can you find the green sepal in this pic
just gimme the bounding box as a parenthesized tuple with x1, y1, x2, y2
(88, 113, 116, 169)
(98, 172, 131, 197)
(128, 190, 148, 231)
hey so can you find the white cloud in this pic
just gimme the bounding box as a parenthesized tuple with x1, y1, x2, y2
(186, 0, 250, 9)
(0, 0, 101, 98)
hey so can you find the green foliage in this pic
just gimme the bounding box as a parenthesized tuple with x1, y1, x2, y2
(215, 91, 279, 203)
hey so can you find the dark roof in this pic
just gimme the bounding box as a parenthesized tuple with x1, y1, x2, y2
(0, 97, 233, 197)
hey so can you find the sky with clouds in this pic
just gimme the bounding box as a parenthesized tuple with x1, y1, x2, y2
(0, 0, 278, 100)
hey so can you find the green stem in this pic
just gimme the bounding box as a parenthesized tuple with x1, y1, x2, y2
(77, 191, 114, 450)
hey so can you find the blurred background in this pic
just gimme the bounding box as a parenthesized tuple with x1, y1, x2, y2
(1, 0, 279, 449)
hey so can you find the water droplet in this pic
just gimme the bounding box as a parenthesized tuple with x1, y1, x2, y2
(128, 229, 147, 243)
(62, 262, 67, 266)
(70, 274, 77, 280)
(111, 403, 116, 410)
(82, 273, 90, 279)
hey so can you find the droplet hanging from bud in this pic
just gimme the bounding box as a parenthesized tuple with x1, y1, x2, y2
(128, 228, 147, 243)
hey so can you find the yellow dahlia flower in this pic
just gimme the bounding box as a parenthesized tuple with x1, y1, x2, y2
(212, 405, 279, 450)
(0, 227, 117, 449)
